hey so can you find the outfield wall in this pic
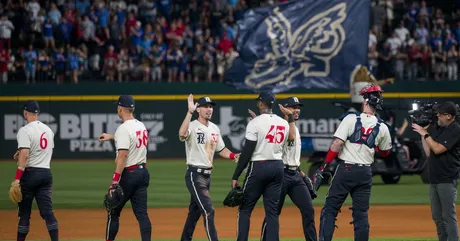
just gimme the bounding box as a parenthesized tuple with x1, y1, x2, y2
(1, 82, 459, 159)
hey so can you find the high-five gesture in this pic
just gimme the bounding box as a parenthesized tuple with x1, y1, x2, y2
(278, 104, 293, 116)
(188, 94, 198, 114)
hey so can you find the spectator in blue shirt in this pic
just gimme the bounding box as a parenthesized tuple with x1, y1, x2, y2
(68, 47, 79, 84)
(96, 3, 109, 28)
(24, 44, 37, 84)
(58, 17, 72, 46)
(179, 46, 189, 83)
(53, 47, 67, 84)
(140, 33, 153, 57)
(75, 0, 90, 15)
(130, 21, 143, 51)
(48, 3, 61, 25)
(42, 18, 55, 50)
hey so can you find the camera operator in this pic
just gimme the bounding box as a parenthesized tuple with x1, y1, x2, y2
(412, 101, 460, 241)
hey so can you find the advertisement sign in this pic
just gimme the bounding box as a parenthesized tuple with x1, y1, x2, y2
(0, 98, 444, 159)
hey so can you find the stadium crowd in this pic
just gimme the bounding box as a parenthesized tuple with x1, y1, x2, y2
(0, 0, 458, 84)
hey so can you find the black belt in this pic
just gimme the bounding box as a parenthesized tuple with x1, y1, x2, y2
(187, 165, 212, 175)
(338, 159, 371, 167)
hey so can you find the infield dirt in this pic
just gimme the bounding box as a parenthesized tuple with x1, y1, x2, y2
(0, 205, 440, 239)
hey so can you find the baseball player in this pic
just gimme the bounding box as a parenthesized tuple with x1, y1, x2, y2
(98, 95, 152, 241)
(314, 84, 392, 241)
(231, 91, 296, 241)
(178, 94, 240, 241)
(258, 97, 317, 241)
(10, 100, 59, 241)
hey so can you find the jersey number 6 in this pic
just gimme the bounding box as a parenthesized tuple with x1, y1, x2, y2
(40, 132, 48, 149)
(136, 130, 149, 148)
(265, 125, 285, 144)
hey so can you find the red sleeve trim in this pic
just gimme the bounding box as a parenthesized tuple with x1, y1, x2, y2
(375, 147, 390, 157)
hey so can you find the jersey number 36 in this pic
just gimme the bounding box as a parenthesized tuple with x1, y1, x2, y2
(136, 130, 149, 148)
(265, 125, 285, 144)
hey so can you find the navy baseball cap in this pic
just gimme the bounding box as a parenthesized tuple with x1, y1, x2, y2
(115, 95, 135, 108)
(197, 96, 216, 107)
(22, 100, 40, 113)
(283, 97, 303, 107)
(256, 91, 275, 105)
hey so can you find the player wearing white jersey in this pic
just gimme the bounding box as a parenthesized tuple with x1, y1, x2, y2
(9, 100, 59, 241)
(98, 95, 152, 241)
(178, 94, 239, 241)
(314, 84, 392, 241)
(259, 97, 318, 241)
(231, 92, 296, 241)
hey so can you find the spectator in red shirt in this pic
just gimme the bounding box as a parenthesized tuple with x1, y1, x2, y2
(104, 45, 118, 82)
(125, 12, 137, 39)
(217, 32, 233, 54)
(0, 48, 9, 84)
(407, 43, 422, 80)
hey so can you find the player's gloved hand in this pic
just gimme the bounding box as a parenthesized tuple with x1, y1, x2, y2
(313, 165, 325, 192)
(9, 180, 22, 205)
(300, 172, 317, 199)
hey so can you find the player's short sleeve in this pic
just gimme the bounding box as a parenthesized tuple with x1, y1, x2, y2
(283, 121, 290, 144)
(17, 128, 30, 149)
(377, 124, 392, 151)
(216, 132, 225, 152)
(333, 114, 355, 142)
(114, 126, 130, 150)
(179, 128, 191, 142)
(245, 119, 258, 141)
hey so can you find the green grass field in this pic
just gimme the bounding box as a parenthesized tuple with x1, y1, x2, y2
(0, 159, 448, 209)
(2, 239, 437, 241)
(0, 160, 445, 240)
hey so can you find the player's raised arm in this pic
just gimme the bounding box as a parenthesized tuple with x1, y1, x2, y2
(179, 94, 197, 140)
(278, 104, 295, 142)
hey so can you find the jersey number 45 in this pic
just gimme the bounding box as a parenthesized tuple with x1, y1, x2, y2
(265, 125, 285, 144)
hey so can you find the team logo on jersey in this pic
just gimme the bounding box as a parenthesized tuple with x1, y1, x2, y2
(197, 133, 205, 144)
(243, 4, 347, 89)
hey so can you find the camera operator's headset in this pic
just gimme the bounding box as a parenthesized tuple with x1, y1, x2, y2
(359, 83, 384, 110)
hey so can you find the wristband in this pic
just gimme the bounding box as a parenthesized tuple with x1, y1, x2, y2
(15, 168, 24, 181)
(325, 148, 339, 163)
(112, 172, 121, 182)
(230, 153, 236, 159)
(288, 114, 294, 123)
(424, 133, 430, 140)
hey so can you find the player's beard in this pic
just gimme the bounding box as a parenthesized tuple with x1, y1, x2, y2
(293, 111, 300, 120)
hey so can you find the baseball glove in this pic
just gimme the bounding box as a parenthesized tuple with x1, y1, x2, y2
(223, 186, 244, 207)
(9, 182, 22, 205)
(302, 175, 317, 200)
(103, 183, 124, 212)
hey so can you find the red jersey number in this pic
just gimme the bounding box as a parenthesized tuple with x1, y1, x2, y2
(264, 125, 286, 144)
(136, 130, 149, 148)
(39, 132, 48, 149)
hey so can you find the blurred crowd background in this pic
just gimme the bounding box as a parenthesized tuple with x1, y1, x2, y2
(0, 0, 458, 84)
